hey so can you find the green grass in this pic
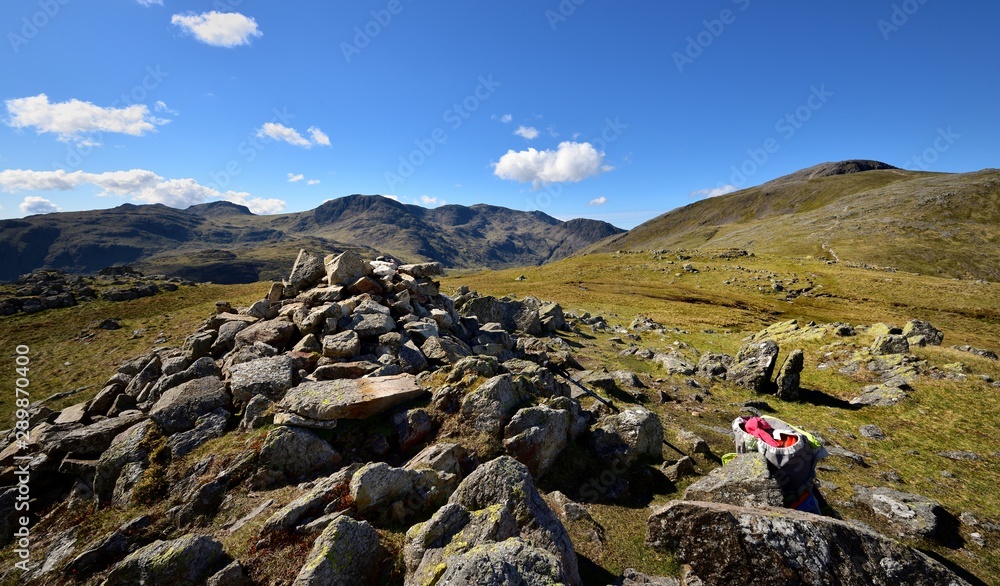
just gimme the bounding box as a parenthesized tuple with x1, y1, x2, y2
(0, 283, 264, 426)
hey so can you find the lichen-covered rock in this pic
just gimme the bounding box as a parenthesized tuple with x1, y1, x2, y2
(403, 456, 581, 586)
(233, 318, 295, 351)
(425, 538, 571, 586)
(853, 486, 945, 540)
(342, 312, 396, 338)
(460, 374, 533, 436)
(103, 534, 229, 586)
(255, 426, 340, 486)
(728, 340, 780, 393)
(682, 452, 784, 508)
(324, 250, 373, 287)
(322, 330, 361, 359)
(851, 382, 910, 407)
(696, 352, 733, 378)
(146, 356, 220, 403)
(589, 408, 663, 465)
(166, 408, 229, 458)
(902, 320, 943, 346)
(287, 249, 327, 294)
(182, 331, 215, 362)
(41, 410, 146, 457)
(421, 335, 473, 365)
(149, 376, 230, 435)
(503, 405, 571, 477)
(349, 462, 416, 514)
(292, 516, 381, 586)
(653, 352, 696, 376)
(647, 500, 969, 586)
(871, 334, 910, 356)
(94, 422, 154, 506)
(775, 349, 804, 401)
(228, 354, 295, 408)
(278, 374, 425, 422)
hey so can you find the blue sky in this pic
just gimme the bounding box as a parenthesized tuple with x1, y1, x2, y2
(1, 1, 997, 228)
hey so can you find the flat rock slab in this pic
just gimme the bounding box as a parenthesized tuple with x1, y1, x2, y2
(647, 500, 970, 586)
(278, 374, 425, 421)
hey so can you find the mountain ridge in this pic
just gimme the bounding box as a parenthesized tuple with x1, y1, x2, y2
(0, 195, 623, 283)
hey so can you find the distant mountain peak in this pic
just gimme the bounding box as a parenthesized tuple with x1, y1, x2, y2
(777, 160, 900, 183)
(186, 201, 254, 217)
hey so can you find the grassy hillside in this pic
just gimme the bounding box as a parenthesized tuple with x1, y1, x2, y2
(592, 162, 1000, 281)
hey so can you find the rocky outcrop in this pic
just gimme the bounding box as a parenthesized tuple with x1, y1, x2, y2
(276, 375, 425, 427)
(775, 349, 804, 400)
(902, 319, 943, 346)
(682, 452, 784, 508)
(853, 486, 945, 540)
(292, 516, 381, 585)
(728, 340, 779, 393)
(403, 456, 581, 586)
(647, 500, 970, 586)
(103, 534, 230, 586)
(589, 408, 663, 465)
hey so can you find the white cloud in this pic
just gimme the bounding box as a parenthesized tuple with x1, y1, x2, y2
(514, 126, 540, 140)
(287, 173, 305, 183)
(688, 184, 738, 199)
(500, 114, 513, 124)
(257, 123, 310, 148)
(306, 179, 320, 186)
(420, 195, 444, 207)
(171, 11, 262, 48)
(308, 126, 331, 146)
(19, 196, 61, 215)
(154, 100, 178, 115)
(0, 168, 285, 215)
(137, 0, 163, 7)
(587, 196, 607, 207)
(257, 122, 330, 149)
(493, 141, 611, 187)
(5, 94, 167, 143)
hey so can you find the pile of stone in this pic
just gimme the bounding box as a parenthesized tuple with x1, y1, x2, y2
(0, 249, 672, 585)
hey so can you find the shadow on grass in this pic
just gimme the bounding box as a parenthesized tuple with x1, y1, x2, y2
(920, 548, 988, 586)
(579, 554, 618, 586)
(798, 388, 862, 411)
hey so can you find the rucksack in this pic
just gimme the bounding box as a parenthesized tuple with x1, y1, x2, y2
(729, 415, 829, 514)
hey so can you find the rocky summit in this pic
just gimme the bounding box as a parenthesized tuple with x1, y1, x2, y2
(0, 250, 991, 585)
